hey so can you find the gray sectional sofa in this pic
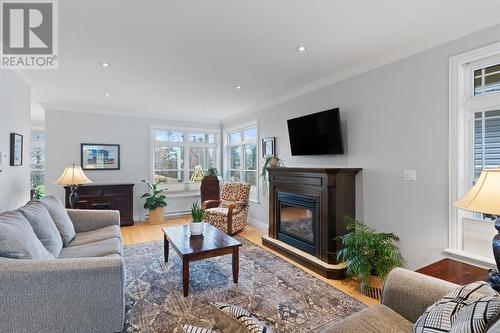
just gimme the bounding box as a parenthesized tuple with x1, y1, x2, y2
(0, 196, 125, 333)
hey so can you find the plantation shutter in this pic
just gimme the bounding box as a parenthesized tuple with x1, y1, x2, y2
(474, 110, 500, 178)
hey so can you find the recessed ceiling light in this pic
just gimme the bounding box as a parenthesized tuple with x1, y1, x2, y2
(297, 46, 307, 52)
(204, 105, 209, 109)
(104, 92, 111, 96)
(235, 85, 242, 90)
(100, 61, 111, 67)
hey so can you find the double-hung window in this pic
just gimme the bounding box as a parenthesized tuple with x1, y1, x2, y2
(449, 44, 500, 264)
(151, 127, 219, 191)
(225, 122, 258, 202)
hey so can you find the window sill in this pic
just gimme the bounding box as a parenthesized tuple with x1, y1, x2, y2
(443, 248, 496, 269)
(165, 191, 200, 198)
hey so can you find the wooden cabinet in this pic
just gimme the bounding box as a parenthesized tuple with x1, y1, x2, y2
(64, 183, 135, 226)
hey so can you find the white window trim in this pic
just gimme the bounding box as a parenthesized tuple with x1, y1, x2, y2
(150, 125, 221, 194)
(448, 41, 500, 267)
(223, 119, 259, 203)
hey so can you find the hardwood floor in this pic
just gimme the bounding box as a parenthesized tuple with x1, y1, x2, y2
(121, 216, 378, 305)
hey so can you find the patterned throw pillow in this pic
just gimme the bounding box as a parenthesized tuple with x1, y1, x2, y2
(213, 303, 272, 333)
(181, 324, 218, 333)
(219, 200, 245, 212)
(414, 281, 500, 333)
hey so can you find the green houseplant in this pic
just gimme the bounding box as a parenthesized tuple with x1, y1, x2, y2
(190, 202, 205, 235)
(205, 167, 219, 177)
(261, 155, 283, 196)
(141, 179, 167, 224)
(337, 217, 405, 298)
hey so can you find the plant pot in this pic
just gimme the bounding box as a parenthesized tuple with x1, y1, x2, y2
(359, 275, 384, 300)
(147, 207, 165, 225)
(268, 158, 279, 168)
(189, 221, 204, 235)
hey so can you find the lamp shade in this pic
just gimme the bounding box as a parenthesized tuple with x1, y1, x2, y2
(454, 168, 500, 215)
(55, 165, 92, 186)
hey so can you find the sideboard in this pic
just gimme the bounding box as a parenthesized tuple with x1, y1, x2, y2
(64, 183, 135, 226)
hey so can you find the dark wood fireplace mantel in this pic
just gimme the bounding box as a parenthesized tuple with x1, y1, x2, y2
(263, 167, 361, 279)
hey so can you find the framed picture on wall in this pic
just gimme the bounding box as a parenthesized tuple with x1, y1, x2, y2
(81, 143, 120, 170)
(262, 137, 276, 157)
(10, 133, 23, 166)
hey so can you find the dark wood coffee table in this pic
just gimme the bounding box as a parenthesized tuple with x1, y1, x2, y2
(162, 223, 242, 297)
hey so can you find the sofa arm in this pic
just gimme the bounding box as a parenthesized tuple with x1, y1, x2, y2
(0, 257, 125, 333)
(381, 268, 457, 323)
(67, 209, 120, 233)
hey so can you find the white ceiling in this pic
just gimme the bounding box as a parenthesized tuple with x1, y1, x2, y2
(21, 0, 500, 123)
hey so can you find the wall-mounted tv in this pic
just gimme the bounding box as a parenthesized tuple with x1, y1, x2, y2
(287, 108, 344, 156)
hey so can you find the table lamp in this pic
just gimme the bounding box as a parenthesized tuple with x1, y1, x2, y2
(454, 168, 500, 289)
(55, 164, 92, 208)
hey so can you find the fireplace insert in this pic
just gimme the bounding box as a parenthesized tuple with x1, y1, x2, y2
(276, 192, 318, 255)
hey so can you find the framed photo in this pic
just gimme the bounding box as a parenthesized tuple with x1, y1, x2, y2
(81, 143, 120, 170)
(10, 133, 23, 166)
(262, 137, 276, 157)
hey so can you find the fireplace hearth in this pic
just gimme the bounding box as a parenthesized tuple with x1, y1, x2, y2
(262, 167, 361, 279)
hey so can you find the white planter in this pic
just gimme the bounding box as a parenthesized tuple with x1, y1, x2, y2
(189, 221, 204, 235)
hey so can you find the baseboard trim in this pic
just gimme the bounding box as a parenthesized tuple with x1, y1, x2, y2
(248, 218, 268, 230)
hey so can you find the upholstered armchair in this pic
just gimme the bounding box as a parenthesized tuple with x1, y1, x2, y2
(202, 183, 251, 235)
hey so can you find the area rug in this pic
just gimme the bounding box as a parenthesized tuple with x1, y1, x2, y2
(123, 237, 365, 333)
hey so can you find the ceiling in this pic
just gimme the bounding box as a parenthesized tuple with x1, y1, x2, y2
(21, 0, 500, 123)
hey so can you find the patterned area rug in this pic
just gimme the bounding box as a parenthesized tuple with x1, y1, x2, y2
(123, 237, 365, 332)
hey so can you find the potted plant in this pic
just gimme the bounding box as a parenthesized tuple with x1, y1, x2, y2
(190, 202, 205, 235)
(337, 217, 405, 299)
(261, 155, 283, 196)
(141, 179, 167, 225)
(205, 167, 219, 178)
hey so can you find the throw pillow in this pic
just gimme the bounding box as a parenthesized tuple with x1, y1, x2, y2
(19, 201, 63, 257)
(213, 303, 273, 333)
(39, 195, 76, 246)
(414, 281, 500, 333)
(220, 200, 245, 212)
(0, 211, 54, 260)
(181, 325, 218, 333)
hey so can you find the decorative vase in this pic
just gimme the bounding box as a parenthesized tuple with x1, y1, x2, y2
(268, 157, 279, 168)
(359, 275, 384, 300)
(189, 221, 204, 236)
(147, 207, 165, 225)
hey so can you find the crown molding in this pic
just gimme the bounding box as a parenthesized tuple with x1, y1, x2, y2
(223, 14, 500, 123)
(42, 104, 223, 125)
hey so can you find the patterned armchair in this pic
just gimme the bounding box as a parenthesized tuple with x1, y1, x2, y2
(202, 183, 251, 235)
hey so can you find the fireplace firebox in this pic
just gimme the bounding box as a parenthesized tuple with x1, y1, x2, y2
(262, 167, 361, 279)
(277, 192, 318, 255)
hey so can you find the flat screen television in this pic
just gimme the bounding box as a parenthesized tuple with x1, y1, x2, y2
(287, 108, 344, 155)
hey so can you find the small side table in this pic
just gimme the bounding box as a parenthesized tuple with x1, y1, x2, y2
(416, 258, 489, 285)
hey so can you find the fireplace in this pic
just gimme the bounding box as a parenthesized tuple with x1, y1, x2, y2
(277, 192, 318, 255)
(262, 167, 361, 279)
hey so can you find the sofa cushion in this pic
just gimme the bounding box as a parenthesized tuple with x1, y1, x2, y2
(315, 304, 413, 333)
(414, 281, 500, 333)
(18, 201, 63, 257)
(68, 225, 121, 247)
(58, 238, 122, 259)
(0, 211, 54, 260)
(39, 195, 76, 246)
(213, 303, 273, 333)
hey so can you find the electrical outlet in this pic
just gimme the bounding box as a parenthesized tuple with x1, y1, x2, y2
(403, 169, 417, 181)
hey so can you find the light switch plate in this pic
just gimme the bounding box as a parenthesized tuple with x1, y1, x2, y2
(404, 169, 417, 181)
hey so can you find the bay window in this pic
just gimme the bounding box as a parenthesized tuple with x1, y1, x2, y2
(152, 126, 219, 191)
(225, 122, 258, 202)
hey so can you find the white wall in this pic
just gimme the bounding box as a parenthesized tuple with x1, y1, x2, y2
(0, 70, 31, 212)
(223, 25, 500, 270)
(45, 110, 221, 220)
